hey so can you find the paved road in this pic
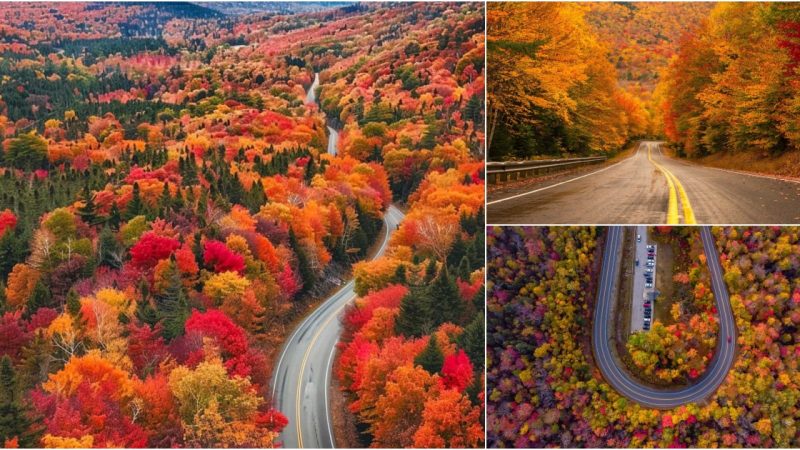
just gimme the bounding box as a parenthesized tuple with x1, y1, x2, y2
(271, 205, 405, 448)
(327, 126, 338, 156)
(306, 72, 320, 104)
(488, 141, 800, 224)
(593, 226, 736, 408)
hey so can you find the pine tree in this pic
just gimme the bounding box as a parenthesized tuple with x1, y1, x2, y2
(126, 182, 144, 219)
(424, 259, 437, 283)
(108, 201, 121, 230)
(77, 185, 97, 226)
(66, 289, 81, 318)
(458, 312, 484, 370)
(0, 356, 34, 447)
(471, 284, 484, 316)
(395, 287, 433, 338)
(97, 225, 122, 269)
(414, 334, 444, 374)
(158, 182, 172, 216)
(289, 229, 315, 296)
(428, 265, 463, 326)
(393, 264, 407, 284)
(457, 255, 472, 281)
(26, 281, 52, 316)
(0, 283, 5, 315)
(156, 259, 189, 341)
(305, 157, 316, 183)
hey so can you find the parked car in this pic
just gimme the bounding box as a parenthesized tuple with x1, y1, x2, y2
(645, 282, 653, 288)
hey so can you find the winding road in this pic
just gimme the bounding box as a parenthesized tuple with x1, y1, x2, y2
(271, 205, 405, 448)
(592, 226, 736, 408)
(488, 141, 800, 224)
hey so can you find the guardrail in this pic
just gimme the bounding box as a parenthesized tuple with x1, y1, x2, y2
(486, 156, 607, 184)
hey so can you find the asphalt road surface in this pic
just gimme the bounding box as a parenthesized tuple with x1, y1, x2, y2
(271, 205, 405, 448)
(593, 226, 736, 408)
(327, 126, 339, 156)
(488, 141, 800, 224)
(305, 72, 320, 104)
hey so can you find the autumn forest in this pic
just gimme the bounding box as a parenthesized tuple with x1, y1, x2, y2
(0, 2, 485, 449)
(488, 2, 800, 173)
(488, 226, 800, 448)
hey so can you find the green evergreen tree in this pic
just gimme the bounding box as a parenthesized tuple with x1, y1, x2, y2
(458, 312, 484, 370)
(66, 289, 81, 318)
(471, 284, 484, 316)
(125, 182, 144, 219)
(428, 265, 463, 326)
(156, 258, 190, 341)
(305, 157, 316, 183)
(158, 182, 172, 216)
(0, 356, 35, 447)
(414, 334, 444, 374)
(0, 283, 5, 315)
(77, 185, 98, 226)
(289, 229, 315, 296)
(97, 225, 122, 269)
(393, 264, 407, 284)
(457, 255, 472, 281)
(423, 259, 437, 283)
(26, 281, 52, 316)
(108, 201, 122, 230)
(447, 234, 467, 267)
(395, 287, 433, 338)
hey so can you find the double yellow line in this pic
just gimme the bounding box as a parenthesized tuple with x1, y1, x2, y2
(647, 144, 696, 224)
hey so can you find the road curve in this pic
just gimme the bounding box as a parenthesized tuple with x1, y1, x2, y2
(271, 205, 405, 448)
(488, 142, 800, 224)
(592, 226, 736, 409)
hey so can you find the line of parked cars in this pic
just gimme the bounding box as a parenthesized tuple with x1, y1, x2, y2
(642, 244, 656, 331)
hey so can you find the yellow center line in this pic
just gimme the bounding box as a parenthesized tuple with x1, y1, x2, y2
(669, 172, 696, 225)
(648, 145, 678, 224)
(295, 295, 355, 448)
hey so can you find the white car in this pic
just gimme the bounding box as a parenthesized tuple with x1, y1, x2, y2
(645, 282, 653, 288)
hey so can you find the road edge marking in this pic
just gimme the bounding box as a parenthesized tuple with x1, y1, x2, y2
(486, 159, 627, 206)
(649, 145, 678, 224)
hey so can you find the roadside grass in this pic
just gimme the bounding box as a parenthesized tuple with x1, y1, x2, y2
(608, 140, 641, 163)
(650, 233, 676, 327)
(663, 144, 800, 179)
